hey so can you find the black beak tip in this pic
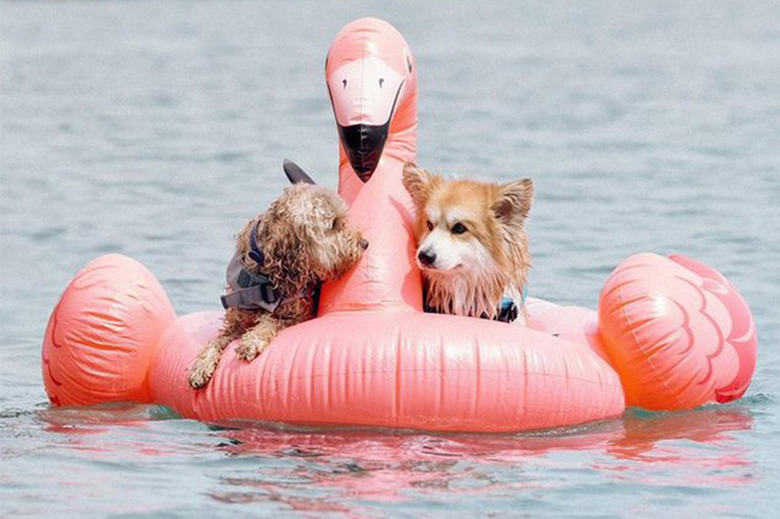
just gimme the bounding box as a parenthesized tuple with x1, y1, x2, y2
(351, 162, 379, 183)
(338, 123, 389, 183)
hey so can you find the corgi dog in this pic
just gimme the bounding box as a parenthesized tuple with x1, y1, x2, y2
(402, 162, 533, 323)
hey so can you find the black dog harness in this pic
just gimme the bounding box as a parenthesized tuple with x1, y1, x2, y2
(494, 296, 520, 323)
(220, 221, 282, 312)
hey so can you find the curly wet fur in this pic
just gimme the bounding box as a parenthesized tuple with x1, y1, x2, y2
(189, 184, 366, 389)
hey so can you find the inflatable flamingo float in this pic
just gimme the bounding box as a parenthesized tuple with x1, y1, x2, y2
(41, 18, 757, 432)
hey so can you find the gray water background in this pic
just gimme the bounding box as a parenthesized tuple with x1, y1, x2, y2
(1, 0, 779, 517)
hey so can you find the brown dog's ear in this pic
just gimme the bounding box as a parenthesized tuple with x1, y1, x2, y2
(492, 178, 533, 224)
(258, 213, 310, 293)
(402, 162, 436, 207)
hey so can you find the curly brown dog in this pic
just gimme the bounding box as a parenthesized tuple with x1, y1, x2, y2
(188, 183, 367, 389)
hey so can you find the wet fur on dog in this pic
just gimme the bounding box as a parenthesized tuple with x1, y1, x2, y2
(188, 184, 366, 389)
(402, 162, 533, 322)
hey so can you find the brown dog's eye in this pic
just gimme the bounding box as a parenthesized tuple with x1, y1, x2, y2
(452, 223, 467, 235)
(426, 220, 434, 231)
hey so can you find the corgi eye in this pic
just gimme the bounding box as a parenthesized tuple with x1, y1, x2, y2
(426, 220, 434, 231)
(451, 223, 467, 235)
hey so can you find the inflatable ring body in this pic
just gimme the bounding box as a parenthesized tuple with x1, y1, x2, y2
(41, 19, 756, 432)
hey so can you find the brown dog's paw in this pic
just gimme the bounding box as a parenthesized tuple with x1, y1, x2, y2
(188, 338, 228, 389)
(188, 361, 215, 389)
(235, 336, 267, 362)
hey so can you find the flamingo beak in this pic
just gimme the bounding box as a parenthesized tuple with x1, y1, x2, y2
(327, 57, 405, 182)
(337, 123, 387, 182)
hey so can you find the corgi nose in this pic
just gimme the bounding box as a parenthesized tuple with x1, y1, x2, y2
(417, 249, 436, 267)
(359, 238, 369, 250)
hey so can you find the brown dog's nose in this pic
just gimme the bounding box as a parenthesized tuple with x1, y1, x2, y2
(359, 238, 369, 250)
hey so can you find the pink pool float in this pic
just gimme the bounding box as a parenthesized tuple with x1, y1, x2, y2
(41, 18, 756, 432)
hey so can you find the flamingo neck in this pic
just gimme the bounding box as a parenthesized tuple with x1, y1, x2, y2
(319, 112, 421, 315)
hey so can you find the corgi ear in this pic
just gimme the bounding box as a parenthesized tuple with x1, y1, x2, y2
(402, 162, 435, 207)
(493, 179, 533, 224)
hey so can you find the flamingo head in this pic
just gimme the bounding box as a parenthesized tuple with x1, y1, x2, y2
(326, 18, 417, 183)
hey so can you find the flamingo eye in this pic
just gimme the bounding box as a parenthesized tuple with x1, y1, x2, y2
(379, 78, 384, 88)
(426, 220, 434, 231)
(342, 79, 347, 89)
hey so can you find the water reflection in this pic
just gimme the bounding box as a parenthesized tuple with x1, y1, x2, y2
(203, 405, 755, 509)
(608, 406, 754, 462)
(22, 400, 759, 514)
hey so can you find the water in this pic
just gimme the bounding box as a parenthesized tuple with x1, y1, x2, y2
(1, 0, 779, 516)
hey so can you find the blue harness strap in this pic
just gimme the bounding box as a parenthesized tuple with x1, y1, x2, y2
(248, 221, 264, 265)
(496, 297, 518, 323)
(494, 284, 527, 323)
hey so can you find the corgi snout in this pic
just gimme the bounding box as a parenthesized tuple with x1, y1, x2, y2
(417, 248, 436, 267)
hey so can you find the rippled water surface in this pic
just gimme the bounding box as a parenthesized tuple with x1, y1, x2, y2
(2, 1, 779, 517)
